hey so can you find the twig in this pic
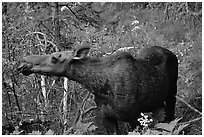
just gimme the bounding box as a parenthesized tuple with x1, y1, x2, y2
(12, 82, 21, 111)
(73, 92, 91, 124)
(3, 80, 21, 111)
(164, 3, 170, 21)
(67, 6, 79, 20)
(82, 92, 91, 111)
(3, 82, 13, 119)
(31, 32, 47, 46)
(176, 95, 202, 116)
(67, 80, 72, 121)
(82, 106, 97, 118)
(47, 40, 58, 51)
(5, 111, 46, 116)
(28, 31, 58, 52)
(46, 79, 57, 97)
(178, 117, 202, 126)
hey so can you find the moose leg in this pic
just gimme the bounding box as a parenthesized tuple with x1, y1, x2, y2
(165, 89, 176, 121)
(165, 54, 178, 122)
(102, 116, 119, 134)
(128, 113, 141, 131)
(165, 77, 177, 121)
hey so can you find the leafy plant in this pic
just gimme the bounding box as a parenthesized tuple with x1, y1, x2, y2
(65, 117, 97, 135)
(129, 118, 189, 135)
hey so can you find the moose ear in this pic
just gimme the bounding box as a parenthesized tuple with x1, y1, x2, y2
(73, 46, 90, 60)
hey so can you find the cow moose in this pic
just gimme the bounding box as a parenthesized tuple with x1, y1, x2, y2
(17, 46, 178, 134)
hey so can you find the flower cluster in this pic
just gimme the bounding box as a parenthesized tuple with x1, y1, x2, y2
(137, 113, 153, 127)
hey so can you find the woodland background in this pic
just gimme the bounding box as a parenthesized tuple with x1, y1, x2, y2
(2, 2, 202, 135)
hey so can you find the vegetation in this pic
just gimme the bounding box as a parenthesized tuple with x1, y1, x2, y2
(2, 2, 202, 135)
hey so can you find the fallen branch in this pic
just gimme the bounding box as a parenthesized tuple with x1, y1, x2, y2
(176, 95, 202, 116)
(178, 116, 202, 126)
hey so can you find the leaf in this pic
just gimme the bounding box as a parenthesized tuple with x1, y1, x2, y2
(45, 129, 55, 135)
(12, 130, 23, 135)
(146, 129, 162, 135)
(172, 124, 189, 135)
(12, 126, 23, 135)
(155, 123, 171, 131)
(28, 131, 42, 135)
(128, 131, 141, 135)
(73, 120, 97, 135)
(168, 118, 182, 132)
(73, 130, 84, 135)
(87, 123, 98, 132)
(155, 118, 182, 132)
(143, 129, 151, 135)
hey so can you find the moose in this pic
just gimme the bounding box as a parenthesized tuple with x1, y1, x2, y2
(17, 45, 178, 134)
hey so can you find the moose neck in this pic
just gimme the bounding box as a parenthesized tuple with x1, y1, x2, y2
(67, 58, 108, 93)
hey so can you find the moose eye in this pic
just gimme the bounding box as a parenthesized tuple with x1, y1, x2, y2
(51, 56, 58, 63)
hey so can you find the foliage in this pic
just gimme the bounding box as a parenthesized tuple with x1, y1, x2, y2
(2, 2, 202, 135)
(128, 113, 189, 135)
(65, 117, 97, 135)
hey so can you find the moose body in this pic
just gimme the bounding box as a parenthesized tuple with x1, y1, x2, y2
(17, 46, 178, 134)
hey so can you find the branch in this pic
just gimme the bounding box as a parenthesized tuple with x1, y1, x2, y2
(5, 111, 47, 116)
(12, 82, 21, 111)
(62, 78, 68, 121)
(66, 6, 86, 30)
(82, 106, 97, 118)
(38, 20, 54, 38)
(67, 6, 80, 20)
(81, 92, 91, 111)
(176, 95, 202, 116)
(36, 32, 47, 46)
(40, 75, 48, 109)
(31, 32, 47, 46)
(73, 91, 91, 124)
(3, 82, 13, 119)
(28, 31, 58, 52)
(178, 116, 202, 126)
(46, 79, 57, 97)
(47, 40, 58, 52)
(3, 80, 21, 111)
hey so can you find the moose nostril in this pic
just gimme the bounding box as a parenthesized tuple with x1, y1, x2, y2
(51, 56, 58, 63)
(17, 62, 27, 71)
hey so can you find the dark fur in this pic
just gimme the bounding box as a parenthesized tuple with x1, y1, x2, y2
(137, 46, 178, 121)
(17, 46, 178, 134)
